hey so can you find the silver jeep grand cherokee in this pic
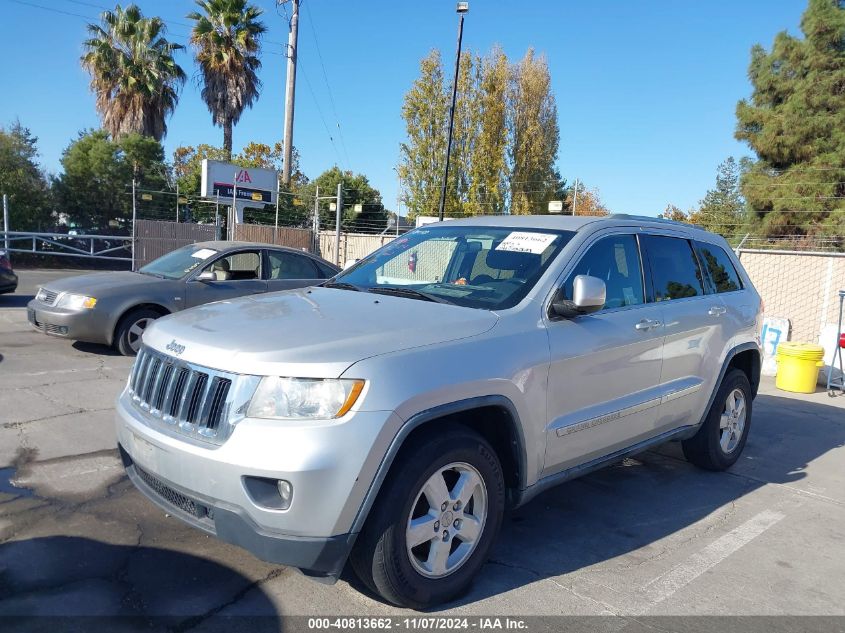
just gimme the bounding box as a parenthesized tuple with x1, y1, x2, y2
(115, 214, 762, 608)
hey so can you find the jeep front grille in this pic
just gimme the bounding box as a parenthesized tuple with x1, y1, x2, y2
(128, 346, 240, 445)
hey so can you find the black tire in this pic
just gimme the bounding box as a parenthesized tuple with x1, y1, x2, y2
(114, 308, 161, 356)
(350, 427, 505, 609)
(682, 369, 753, 471)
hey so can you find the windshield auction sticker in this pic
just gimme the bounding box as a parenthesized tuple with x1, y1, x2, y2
(191, 248, 218, 259)
(494, 232, 557, 254)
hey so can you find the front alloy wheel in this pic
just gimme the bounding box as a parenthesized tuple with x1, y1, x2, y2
(406, 462, 487, 578)
(351, 428, 504, 609)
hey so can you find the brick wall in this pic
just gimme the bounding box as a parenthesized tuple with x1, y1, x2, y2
(738, 250, 845, 343)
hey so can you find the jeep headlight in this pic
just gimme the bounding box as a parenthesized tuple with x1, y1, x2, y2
(57, 293, 97, 309)
(247, 377, 365, 420)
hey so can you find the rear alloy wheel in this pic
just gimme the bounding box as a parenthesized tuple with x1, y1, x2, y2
(115, 308, 160, 356)
(351, 428, 504, 609)
(682, 368, 752, 470)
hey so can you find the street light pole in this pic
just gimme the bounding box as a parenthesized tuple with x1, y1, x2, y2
(437, 2, 468, 222)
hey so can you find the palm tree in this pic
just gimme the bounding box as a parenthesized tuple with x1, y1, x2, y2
(188, 0, 267, 161)
(81, 4, 186, 142)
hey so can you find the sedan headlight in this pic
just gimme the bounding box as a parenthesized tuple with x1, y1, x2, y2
(57, 293, 97, 309)
(247, 377, 365, 420)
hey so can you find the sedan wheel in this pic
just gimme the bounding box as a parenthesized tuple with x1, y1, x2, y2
(115, 308, 162, 356)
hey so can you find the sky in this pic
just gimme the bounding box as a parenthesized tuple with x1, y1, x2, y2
(0, 0, 807, 217)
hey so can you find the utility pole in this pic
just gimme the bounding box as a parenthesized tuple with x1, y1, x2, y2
(437, 2, 469, 222)
(312, 185, 319, 253)
(281, 0, 300, 187)
(3, 194, 10, 255)
(572, 178, 579, 216)
(335, 183, 343, 266)
(175, 182, 180, 223)
(131, 180, 137, 270)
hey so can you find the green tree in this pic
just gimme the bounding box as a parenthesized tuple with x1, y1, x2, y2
(508, 50, 561, 215)
(53, 130, 167, 228)
(399, 50, 448, 219)
(695, 157, 747, 237)
(300, 167, 387, 234)
(82, 4, 185, 142)
(735, 0, 845, 238)
(0, 122, 52, 230)
(467, 47, 509, 216)
(188, 0, 267, 161)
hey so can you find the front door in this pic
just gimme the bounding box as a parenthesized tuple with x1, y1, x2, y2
(544, 232, 666, 475)
(185, 250, 267, 308)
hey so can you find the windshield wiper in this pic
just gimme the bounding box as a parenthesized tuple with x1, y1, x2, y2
(322, 281, 362, 292)
(367, 286, 452, 304)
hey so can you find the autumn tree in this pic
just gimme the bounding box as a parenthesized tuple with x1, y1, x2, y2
(467, 47, 509, 216)
(735, 0, 845, 238)
(399, 50, 448, 219)
(508, 50, 561, 215)
(568, 182, 609, 217)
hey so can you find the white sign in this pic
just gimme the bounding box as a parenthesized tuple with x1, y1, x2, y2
(191, 248, 217, 260)
(761, 316, 790, 376)
(200, 159, 277, 207)
(548, 200, 564, 213)
(353, 203, 363, 213)
(495, 231, 558, 255)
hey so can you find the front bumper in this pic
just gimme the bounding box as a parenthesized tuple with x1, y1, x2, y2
(115, 391, 402, 574)
(26, 299, 107, 343)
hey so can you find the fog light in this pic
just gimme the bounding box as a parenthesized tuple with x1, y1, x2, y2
(277, 480, 293, 509)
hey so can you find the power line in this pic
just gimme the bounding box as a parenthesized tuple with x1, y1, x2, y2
(302, 1, 353, 173)
(298, 60, 347, 171)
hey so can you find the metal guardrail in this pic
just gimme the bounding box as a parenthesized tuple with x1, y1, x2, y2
(0, 231, 132, 262)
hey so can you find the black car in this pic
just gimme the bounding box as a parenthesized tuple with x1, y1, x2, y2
(0, 250, 17, 294)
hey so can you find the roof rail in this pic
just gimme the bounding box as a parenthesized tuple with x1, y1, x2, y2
(608, 213, 703, 229)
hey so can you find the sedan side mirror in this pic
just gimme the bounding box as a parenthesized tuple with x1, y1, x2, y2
(551, 275, 606, 319)
(196, 270, 215, 282)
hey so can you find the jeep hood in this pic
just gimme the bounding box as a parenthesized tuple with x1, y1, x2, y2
(142, 287, 498, 377)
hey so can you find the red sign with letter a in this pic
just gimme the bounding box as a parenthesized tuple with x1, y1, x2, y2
(235, 170, 252, 184)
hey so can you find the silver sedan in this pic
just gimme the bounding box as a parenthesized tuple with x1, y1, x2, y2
(26, 241, 340, 355)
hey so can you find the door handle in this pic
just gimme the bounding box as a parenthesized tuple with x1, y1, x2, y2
(635, 319, 661, 331)
(708, 306, 727, 316)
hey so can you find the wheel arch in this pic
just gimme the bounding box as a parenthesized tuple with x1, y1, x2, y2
(694, 342, 761, 432)
(349, 395, 528, 535)
(110, 302, 171, 346)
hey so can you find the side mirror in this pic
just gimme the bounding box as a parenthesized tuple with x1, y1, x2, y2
(196, 270, 215, 282)
(551, 275, 606, 318)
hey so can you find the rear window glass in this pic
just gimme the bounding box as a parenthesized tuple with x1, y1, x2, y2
(696, 242, 743, 293)
(643, 235, 705, 301)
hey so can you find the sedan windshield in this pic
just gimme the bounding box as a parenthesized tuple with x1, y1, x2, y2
(331, 225, 575, 310)
(139, 245, 219, 280)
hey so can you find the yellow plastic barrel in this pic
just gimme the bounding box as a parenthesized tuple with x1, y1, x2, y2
(776, 342, 825, 393)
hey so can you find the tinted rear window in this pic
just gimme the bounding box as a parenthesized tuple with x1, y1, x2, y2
(642, 235, 705, 301)
(696, 242, 743, 293)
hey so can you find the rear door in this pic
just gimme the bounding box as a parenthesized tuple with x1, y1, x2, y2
(264, 249, 327, 292)
(184, 250, 266, 308)
(640, 234, 730, 430)
(543, 232, 666, 475)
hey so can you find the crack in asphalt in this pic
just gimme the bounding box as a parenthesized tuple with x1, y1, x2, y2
(172, 567, 286, 632)
(1, 406, 114, 429)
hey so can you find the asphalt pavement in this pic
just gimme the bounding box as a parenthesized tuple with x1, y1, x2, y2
(1, 269, 844, 630)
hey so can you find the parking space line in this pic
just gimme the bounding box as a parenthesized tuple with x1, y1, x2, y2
(637, 509, 785, 610)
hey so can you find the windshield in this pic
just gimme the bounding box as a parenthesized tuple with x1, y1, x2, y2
(331, 225, 575, 310)
(139, 245, 219, 280)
